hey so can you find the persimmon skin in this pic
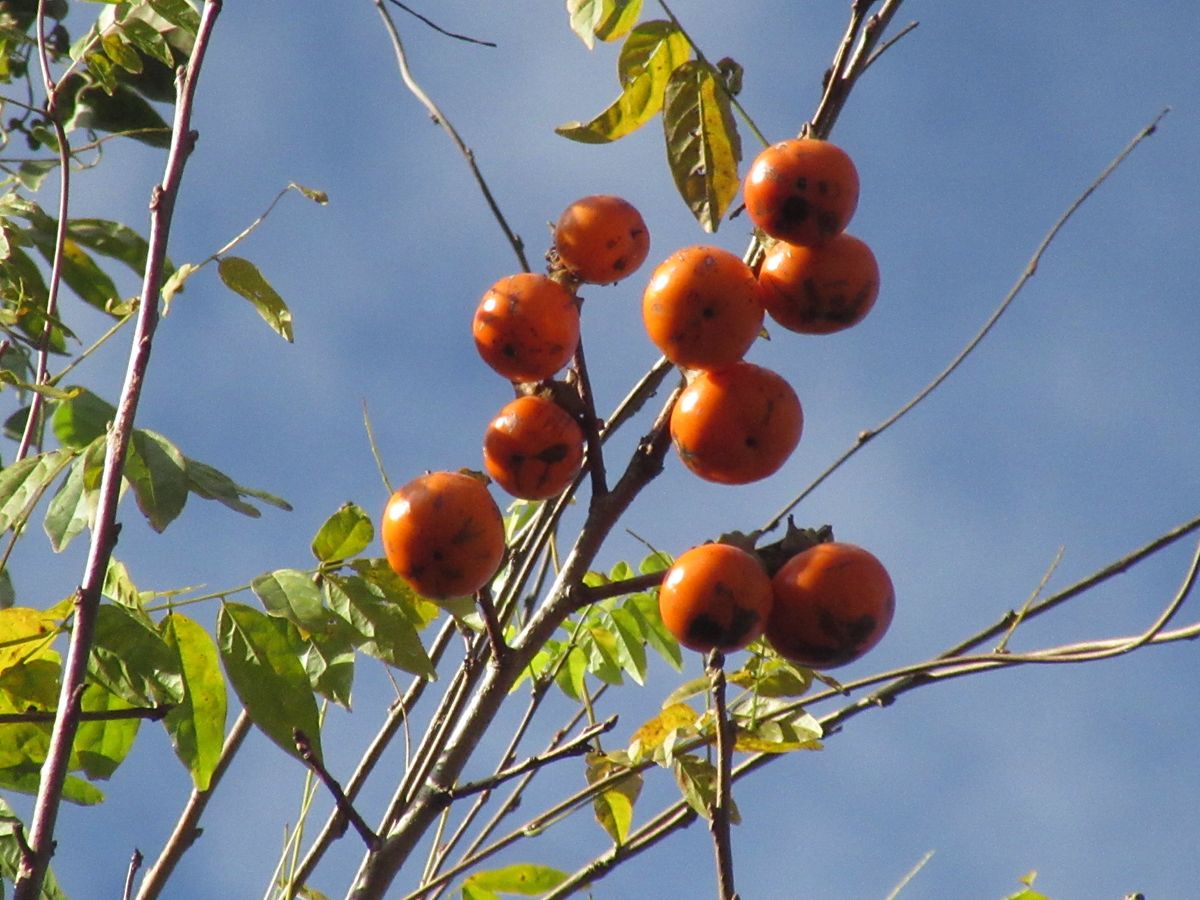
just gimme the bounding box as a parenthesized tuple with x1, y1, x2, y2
(758, 233, 880, 334)
(669, 362, 803, 485)
(767, 542, 894, 668)
(554, 195, 650, 284)
(744, 139, 860, 246)
(658, 543, 774, 653)
(642, 245, 765, 369)
(483, 395, 585, 500)
(473, 273, 580, 383)
(381, 471, 506, 600)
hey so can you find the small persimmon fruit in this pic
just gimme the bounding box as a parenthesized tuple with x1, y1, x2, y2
(483, 394, 585, 500)
(758, 233, 880, 334)
(670, 362, 803, 485)
(766, 542, 894, 668)
(381, 471, 505, 600)
(658, 543, 774, 653)
(744, 138, 859, 246)
(473, 273, 580, 383)
(642, 245, 764, 369)
(554, 195, 650, 284)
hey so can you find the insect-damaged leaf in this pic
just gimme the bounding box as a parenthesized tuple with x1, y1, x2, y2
(662, 59, 742, 231)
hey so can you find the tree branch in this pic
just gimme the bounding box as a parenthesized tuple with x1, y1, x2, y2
(294, 729, 380, 852)
(705, 651, 737, 900)
(14, 5, 224, 896)
(372, 0, 528, 271)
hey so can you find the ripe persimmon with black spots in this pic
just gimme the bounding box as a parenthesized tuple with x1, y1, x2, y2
(483, 394, 585, 500)
(766, 541, 894, 668)
(669, 362, 803, 485)
(381, 471, 506, 600)
(658, 543, 774, 653)
(758, 232, 880, 334)
(642, 245, 764, 370)
(473, 273, 580, 383)
(554, 194, 650, 284)
(744, 138, 859, 246)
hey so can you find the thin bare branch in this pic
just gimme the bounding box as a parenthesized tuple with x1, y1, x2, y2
(385, 1, 497, 47)
(0, 704, 170, 724)
(293, 730, 380, 852)
(705, 651, 737, 900)
(372, 0, 529, 271)
(15, 5, 225, 896)
(760, 108, 1170, 535)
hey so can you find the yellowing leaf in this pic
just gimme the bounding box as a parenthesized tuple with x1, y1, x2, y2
(556, 21, 689, 144)
(662, 59, 742, 231)
(586, 750, 643, 844)
(217, 256, 294, 342)
(627, 702, 698, 763)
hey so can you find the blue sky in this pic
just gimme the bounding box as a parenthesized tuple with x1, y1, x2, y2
(7, 1, 1200, 897)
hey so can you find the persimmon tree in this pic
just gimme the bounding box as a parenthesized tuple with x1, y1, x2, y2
(0, 2, 1193, 899)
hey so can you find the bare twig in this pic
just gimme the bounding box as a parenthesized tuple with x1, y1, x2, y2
(475, 586, 508, 662)
(136, 711, 252, 900)
(15, 5, 224, 897)
(372, 0, 529, 271)
(810, 0, 906, 138)
(385, 0, 497, 47)
(15, 0, 73, 463)
(122, 849, 143, 900)
(571, 335, 609, 498)
(759, 108, 1170, 536)
(439, 717, 616, 802)
(705, 650, 738, 900)
(293, 730, 380, 852)
(0, 704, 170, 724)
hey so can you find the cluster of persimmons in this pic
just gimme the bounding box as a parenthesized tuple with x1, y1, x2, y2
(380, 137, 893, 671)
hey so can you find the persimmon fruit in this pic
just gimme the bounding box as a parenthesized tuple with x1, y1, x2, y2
(381, 471, 506, 600)
(642, 245, 765, 370)
(554, 194, 650, 284)
(744, 138, 859, 246)
(758, 233, 880, 334)
(658, 543, 774, 653)
(483, 394, 585, 500)
(766, 541, 894, 668)
(669, 361, 803, 485)
(473, 273, 580, 383)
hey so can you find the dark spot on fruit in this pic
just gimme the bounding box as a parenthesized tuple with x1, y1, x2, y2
(502, 343, 517, 358)
(794, 176, 808, 191)
(745, 436, 759, 448)
(780, 195, 810, 226)
(724, 605, 762, 647)
(612, 256, 628, 271)
(687, 613, 725, 649)
(702, 305, 716, 319)
(817, 211, 839, 235)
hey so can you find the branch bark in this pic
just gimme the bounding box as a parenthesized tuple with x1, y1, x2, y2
(13, 4, 224, 897)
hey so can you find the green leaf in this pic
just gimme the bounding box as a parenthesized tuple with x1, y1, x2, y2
(311, 502, 373, 563)
(162, 613, 227, 790)
(729, 654, 812, 698)
(218, 602, 322, 763)
(0, 569, 14, 609)
(43, 435, 105, 552)
(161, 260, 197, 306)
(580, 621, 623, 685)
(462, 863, 569, 895)
(607, 607, 647, 685)
(126, 428, 188, 532)
(293, 621, 356, 708)
(102, 557, 143, 610)
(556, 20, 689, 144)
(28, 234, 120, 314)
(595, 0, 643, 42)
(68, 218, 161, 277)
(16, 159, 56, 192)
(289, 181, 329, 205)
(118, 17, 176, 67)
(72, 685, 139, 779)
(625, 591, 681, 671)
(102, 32, 143, 74)
(0, 449, 71, 535)
(350, 558, 441, 630)
(52, 387, 116, 448)
(218, 256, 294, 342)
(252, 568, 330, 632)
(0, 764, 104, 805)
(0, 607, 60, 684)
(662, 59, 742, 232)
(184, 456, 294, 518)
(554, 645, 587, 701)
(673, 753, 740, 823)
(586, 750, 642, 845)
(0, 799, 69, 898)
(89, 603, 182, 707)
(147, 0, 201, 35)
(64, 81, 172, 148)
(325, 574, 434, 680)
